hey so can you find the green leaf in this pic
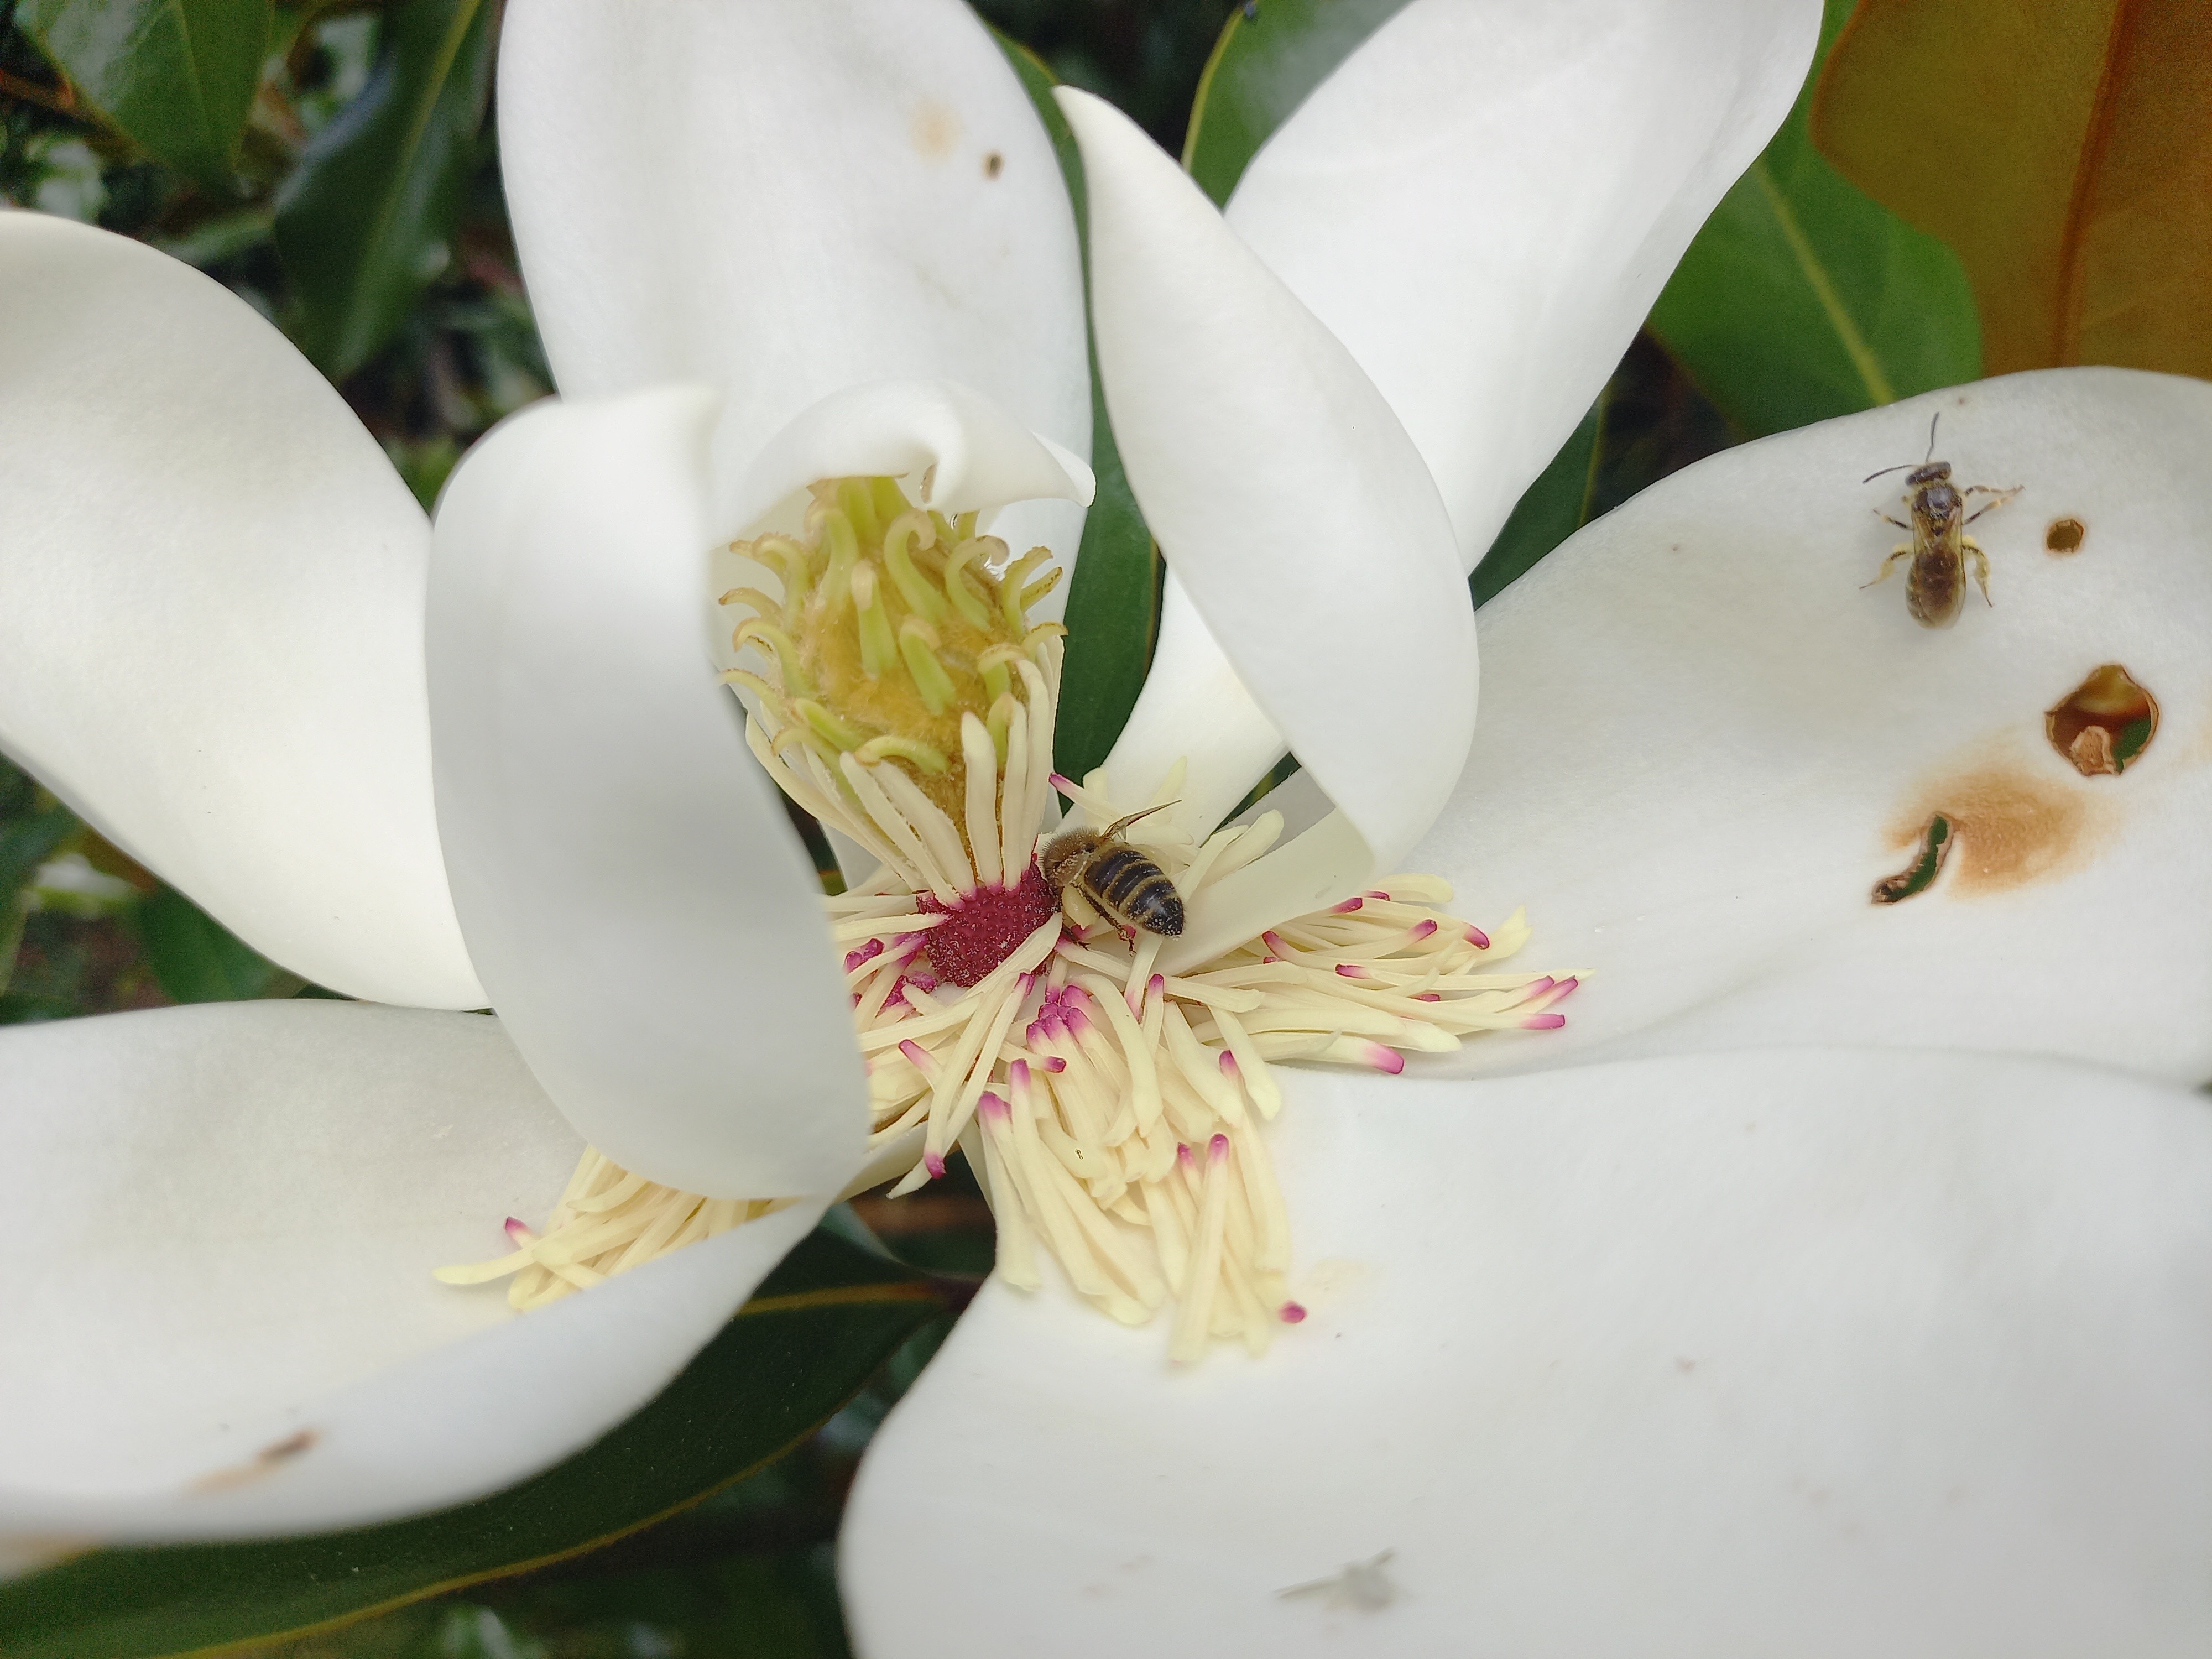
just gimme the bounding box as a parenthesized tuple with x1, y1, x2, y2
(0, 802, 76, 903)
(18, 0, 270, 194)
(1182, 0, 1410, 207)
(0, 801, 77, 999)
(272, 0, 495, 380)
(1469, 394, 1603, 610)
(128, 886, 281, 1003)
(1645, 0, 1980, 436)
(996, 36, 1162, 784)
(0, 1229, 944, 1659)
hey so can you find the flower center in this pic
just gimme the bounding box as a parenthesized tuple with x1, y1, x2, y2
(441, 474, 1577, 1360)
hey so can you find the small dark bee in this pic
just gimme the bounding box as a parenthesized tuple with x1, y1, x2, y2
(1862, 413, 2022, 628)
(1039, 804, 1185, 937)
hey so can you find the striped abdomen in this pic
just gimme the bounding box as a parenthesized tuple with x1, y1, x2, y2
(1082, 844, 1185, 936)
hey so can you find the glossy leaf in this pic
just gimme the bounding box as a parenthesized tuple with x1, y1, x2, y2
(129, 886, 281, 1003)
(1646, 0, 1980, 436)
(1814, 0, 2212, 379)
(1181, 0, 1411, 206)
(0, 1228, 943, 1659)
(273, 0, 495, 380)
(17, 0, 269, 194)
(999, 38, 1161, 783)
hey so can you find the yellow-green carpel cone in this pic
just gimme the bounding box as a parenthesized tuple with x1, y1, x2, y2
(721, 473, 1066, 852)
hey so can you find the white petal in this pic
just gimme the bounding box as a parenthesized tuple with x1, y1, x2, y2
(1058, 90, 1473, 875)
(498, 0, 1089, 552)
(844, 1049, 2212, 1653)
(0, 212, 481, 1008)
(428, 387, 867, 1197)
(727, 378, 1093, 542)
(1416, 369, 2212, 1082)
(1230, 0, 1821, 567)
(0, 1000, 822, 1539)
(1094, 573, 1280, 836)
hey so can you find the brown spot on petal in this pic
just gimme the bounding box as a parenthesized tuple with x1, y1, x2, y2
(1886, 761, 2095, 896)
(189, 1427, 319, 1494)
(910, 100, 961, 160)
(2047, 664, 2159, 776)
(983, 150, 1004, 179)
(2045, 517, 2086, 554)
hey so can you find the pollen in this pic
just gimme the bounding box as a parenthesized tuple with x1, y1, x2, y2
(442, 472, 1577, 1359)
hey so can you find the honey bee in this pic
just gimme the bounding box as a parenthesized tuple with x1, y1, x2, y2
(1038, 804, 1185, 937)
(1861, 413, 2022, 628)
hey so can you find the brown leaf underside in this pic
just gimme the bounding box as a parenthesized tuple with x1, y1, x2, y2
(1812, 0, 2212, 377)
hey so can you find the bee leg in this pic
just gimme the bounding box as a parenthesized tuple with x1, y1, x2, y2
(1964, 536, 1993, 606)
(1872, 507, 1912, 531)
(1861, 544, 1913, 589)
(1961, 484, 2023, 524)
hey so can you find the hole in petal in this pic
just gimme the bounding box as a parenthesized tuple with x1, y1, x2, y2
(2047, 663, 2159, 777)
(2045, 516, 2086, 554)
(1871, 812, 1955, 904)
(1885, 763, 2094, 896)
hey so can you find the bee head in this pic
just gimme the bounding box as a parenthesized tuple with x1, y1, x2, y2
(1917, 478, 1960, 520)
(1906, 461, 1952, 487)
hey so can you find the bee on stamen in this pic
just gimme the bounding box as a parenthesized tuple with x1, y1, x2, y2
(1861, 412, 2022, 628)
(1039, 803, 1185, 937)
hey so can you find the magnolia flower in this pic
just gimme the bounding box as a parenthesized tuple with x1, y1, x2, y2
(0, 0, 1809, 1550)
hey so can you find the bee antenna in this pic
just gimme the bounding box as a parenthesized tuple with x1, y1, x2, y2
(1103, 801, 1179, 837)
(1864, 411, 1944, 484)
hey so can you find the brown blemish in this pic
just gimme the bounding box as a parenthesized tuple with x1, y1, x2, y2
(2047, 663, 2158, 776)
(189, 1427, 320, 1494)
(2045, 516, 2086, 554)
(909, 100, 961, 160)
(1884, 761, 2096, 896)
(983, 150, 1004, 179)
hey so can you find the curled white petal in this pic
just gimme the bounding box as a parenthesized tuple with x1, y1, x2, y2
(1058, 88, 1473, 878)
(499, 0, 1089, 557)
(727, 378, 1094, 541)
(0, 212, 480, 1008)
(1231, 0, 1822, 566)
(0, 1001, 822, 1540)
(429, 387, 867, 1197)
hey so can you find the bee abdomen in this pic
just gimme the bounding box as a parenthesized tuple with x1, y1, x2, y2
(1087, 847, 1185, 936)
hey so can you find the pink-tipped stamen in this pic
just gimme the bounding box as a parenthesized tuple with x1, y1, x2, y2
(1331, 896, 1364, 914)
(1280, 1301, 1308, 1324)
(1465, 924, 1491, 948)
(924, 1151, 947, 1179)
(1522, 1013, 1567, 1030)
